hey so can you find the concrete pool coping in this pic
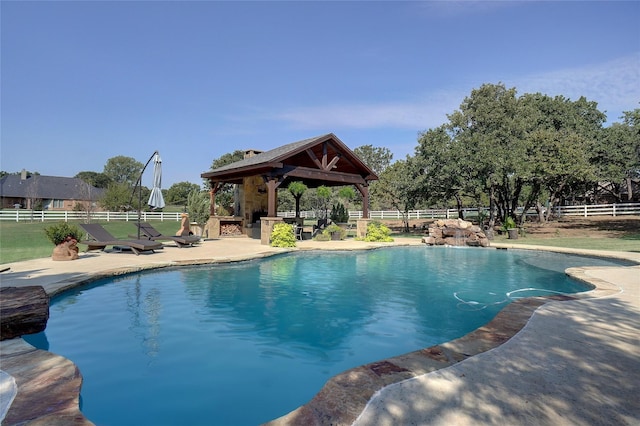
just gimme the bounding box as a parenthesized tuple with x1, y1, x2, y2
(0, 238, 638, 425)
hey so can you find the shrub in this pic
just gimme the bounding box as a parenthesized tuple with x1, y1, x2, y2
(323, 223, 347, 240)
(502, 216, 517, 230)
(44, 222, 83, 245)
(314, 232, 331, 241)
(187, 190, 210, 225)
(270, 223, 296, 247)
(364, 222, 394, 242)
(330, 202, 349, 223)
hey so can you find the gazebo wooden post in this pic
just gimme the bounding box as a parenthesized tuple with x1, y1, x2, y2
(266, 178, 278, 218)
(209, 188, 216, 217)
(355, 183, 371, 239)
(260, 177, 283, 245)
(205, 181, 223, 239)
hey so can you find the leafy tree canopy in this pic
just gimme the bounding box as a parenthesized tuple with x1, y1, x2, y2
(75, 171, 112, 188)
(165, 181, 201, 206)
(103, 156, 143, 186)
(353, 145, 393, 176)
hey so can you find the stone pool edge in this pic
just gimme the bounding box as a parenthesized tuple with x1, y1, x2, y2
(0, 242, 637, 425)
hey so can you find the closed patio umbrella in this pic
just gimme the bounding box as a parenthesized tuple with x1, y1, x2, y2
(148, 153, 165, 209)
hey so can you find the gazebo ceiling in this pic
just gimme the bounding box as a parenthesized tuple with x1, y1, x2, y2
(201, 133, 378, 188)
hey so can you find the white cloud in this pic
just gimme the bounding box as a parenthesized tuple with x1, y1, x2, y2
(264, 53, 639, 131)
(269, 91, 463, 131)
(510, 53, 640, 121)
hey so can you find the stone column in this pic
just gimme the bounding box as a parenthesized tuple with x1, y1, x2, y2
(260, 217, 284, 245)
(205, 217, 221, 239)
(356, 219, 370, 239)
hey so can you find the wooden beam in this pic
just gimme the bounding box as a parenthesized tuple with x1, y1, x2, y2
(305, 149, 323, 169)
(284, 166, 367, 185)
(322, 142, 328, 169)
(326, 154, 341, 170)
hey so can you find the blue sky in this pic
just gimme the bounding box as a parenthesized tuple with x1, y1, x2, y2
(2, 1, 639, 189)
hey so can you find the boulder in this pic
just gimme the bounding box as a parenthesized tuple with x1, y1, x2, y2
(423, 219, 489, 248)
(52, 239, 79, 261)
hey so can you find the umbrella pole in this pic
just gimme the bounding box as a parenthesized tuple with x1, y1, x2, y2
(130, 150, 159, 240)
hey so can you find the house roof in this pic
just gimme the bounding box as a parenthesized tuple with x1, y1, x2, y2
(201, 133, 378, 188)
(0, 174, 104, 201)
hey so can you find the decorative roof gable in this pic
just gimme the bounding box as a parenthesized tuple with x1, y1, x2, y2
(201, 133, 378, 187)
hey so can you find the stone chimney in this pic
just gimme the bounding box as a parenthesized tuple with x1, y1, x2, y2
(244, 149, 262, 159)
(20, 169, 27, 181)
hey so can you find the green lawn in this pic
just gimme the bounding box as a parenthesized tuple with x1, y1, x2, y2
(0, 220, 181, 264)
(492, 234, 640, 252)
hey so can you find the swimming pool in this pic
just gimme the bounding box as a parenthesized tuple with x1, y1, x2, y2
(26, 247, 630, 425)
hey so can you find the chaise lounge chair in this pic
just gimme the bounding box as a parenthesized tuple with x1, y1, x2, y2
(135, 222, 200, 248)
(80, 223, 163, 255)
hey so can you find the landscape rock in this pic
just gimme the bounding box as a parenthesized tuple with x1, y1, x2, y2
(423, 219, 489, 247)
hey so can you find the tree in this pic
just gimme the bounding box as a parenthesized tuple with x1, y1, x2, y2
(316, 185, 331, 219)
(415, 125, 475, 219)
(430, 83, 606, 229)
(353, 145, 393, 175)
(287, 181, 308, 218)
(75, 171, 112, 188)
(206, 150, 246, 214)
(100, 182, 134, 211)
(372, 157, 422, 232)
(165, 182, 201, 206)
(445, 83, 523, 227)
(73, 179, 99, 222)
(211, 150, 245, 170)
(594, 108, 640, 202)
(103, 156, 143, 186)
(517, 93, 604, 219)
(186, 190, 210, 229)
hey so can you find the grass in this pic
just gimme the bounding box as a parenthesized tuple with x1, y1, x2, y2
(492, 234, 640, 252)
(0, 220, 181, 264)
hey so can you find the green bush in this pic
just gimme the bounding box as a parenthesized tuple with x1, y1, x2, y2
(187, 190, 210, 226)
(270, 223, 296, 247)
(44, 222, 83, 245)
(364, 222, 394, 242)
(330, 203, 349, 223)
(323, 223, 346, 240)
(314, 232, 331, 241)
(502, 216, 517, 230)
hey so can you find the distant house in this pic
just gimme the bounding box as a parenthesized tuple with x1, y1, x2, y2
(0, 170, 104, 210)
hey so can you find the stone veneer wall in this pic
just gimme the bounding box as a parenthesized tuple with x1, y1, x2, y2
(242, 175, 269, 232)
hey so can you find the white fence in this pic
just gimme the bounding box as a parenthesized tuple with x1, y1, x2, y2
(1, 203, 639, 223)
(0, 210, 184, 223)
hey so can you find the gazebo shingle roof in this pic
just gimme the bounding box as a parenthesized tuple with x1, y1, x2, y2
(201, 133, 377, 187)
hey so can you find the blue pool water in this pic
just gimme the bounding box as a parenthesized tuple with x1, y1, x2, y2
(26, 247, 630, 425)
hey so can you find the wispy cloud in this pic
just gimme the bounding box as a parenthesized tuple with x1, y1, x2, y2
(265, 53, 639, 131)
(510, 53, 640, 121)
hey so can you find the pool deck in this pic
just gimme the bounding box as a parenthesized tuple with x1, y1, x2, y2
(1, 237, 639, 425)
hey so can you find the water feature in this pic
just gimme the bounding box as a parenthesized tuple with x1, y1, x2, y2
(25, 247, 631, 425)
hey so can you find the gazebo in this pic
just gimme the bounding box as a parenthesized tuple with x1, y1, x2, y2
(200, 133, 378, 244)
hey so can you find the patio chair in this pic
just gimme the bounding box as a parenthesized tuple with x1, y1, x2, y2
(135, 222, 200, 248)
(312, 218, 330, 238)
(79, 223, 163, 255)
(294, 224, 304, 241)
